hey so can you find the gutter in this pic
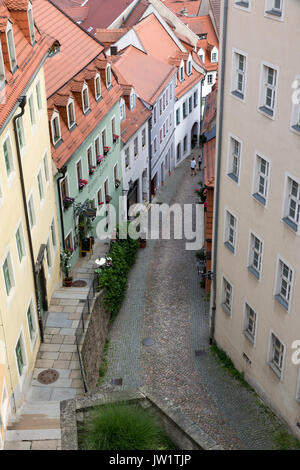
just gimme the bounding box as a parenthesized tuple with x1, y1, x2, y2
(209, 0, 228, 344)
(56, 167, 67, 250)
(12, 97, 44, 343)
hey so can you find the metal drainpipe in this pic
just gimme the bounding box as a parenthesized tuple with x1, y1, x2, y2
(56, 167, 67, 250)
(12, 96, 44, 343)
(148, 111, 153, 203)
(210, 0, 229, 344)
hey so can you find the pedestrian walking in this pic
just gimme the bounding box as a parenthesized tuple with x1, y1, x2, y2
(190, 157, 196, 176)
(198, 155, 202, 171)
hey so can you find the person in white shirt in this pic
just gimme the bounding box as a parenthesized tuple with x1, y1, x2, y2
(190, 158, 196, 176)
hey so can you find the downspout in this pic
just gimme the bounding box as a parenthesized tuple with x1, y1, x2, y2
(13, 96, 44, 343)
(148, 110, 153, 203)
(210, 0, 228, 344)
(56, 166, 67, 249)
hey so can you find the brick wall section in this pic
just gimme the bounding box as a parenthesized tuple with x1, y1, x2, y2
(81, 291, 111, 390)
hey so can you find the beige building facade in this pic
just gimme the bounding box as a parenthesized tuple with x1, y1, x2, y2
(212, 0, 300, 436)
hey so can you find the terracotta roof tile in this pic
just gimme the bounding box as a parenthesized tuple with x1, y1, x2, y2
(163, 0, 202, 17)
(79, 0, 136, 30)
(5, 0, 29, 10)
(203, 137, 216, 188)
(121, 95, 151, 144)
(95, 28, 128, 47)
(122, 0, 149, 28)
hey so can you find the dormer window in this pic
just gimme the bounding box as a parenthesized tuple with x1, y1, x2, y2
(130, 91, 136, 111)
(198, 48, 205, 63)
(187, 57, 192, 76)
(82, 84, 90, 113)
(211, 47, 218, 63)
(27, 2, 36, 45)
(67, 98, 76, 129)
(6, 22, 17, 73)
(51, 113, 61, 145)
(95, 74, 101, 100)
(179, 62, 184, 82)
(106, 64, 112, 89)
(0, 41, 5, 88)
(120, 98, 125, 121)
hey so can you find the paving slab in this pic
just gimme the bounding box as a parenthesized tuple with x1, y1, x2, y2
(31, 440, 60, 450)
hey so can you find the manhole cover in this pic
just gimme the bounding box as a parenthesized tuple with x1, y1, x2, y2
(111, 378, 122, 386)
(37, 369, 59, 385)
(142, 338, 156, 346)
(195, 350, 207, 357)
(72, 280, 87, 287)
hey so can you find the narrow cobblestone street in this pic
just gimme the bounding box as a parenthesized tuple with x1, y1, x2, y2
(104, 155, 286, 451)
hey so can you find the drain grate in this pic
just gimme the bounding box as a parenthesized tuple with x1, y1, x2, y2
(142, 338, 156, 346)
(72, 280, 87, 287)
(37, 369, 59, 385)
(111, 378, 122, 386)
(195, 350, 207, 357)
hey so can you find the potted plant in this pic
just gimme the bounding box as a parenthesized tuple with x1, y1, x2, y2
(97, 155, 104, 165)
(89, 166, 96, 176)
(113, 134, 119, 143)
(79, 179, 88, 190)
(105, 195, 112, 203)
(103, 146, 111, 155)
(63, 196, 75, 210)
(60, 249, 73, 287)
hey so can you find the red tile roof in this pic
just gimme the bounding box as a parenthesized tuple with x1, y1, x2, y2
(0, 0, 53, 129)
(163, 0, 202, 17)
(95, 28, 128, 48)
(209, 0, 220, 37)
(184, 15, 219, 72)
(80, 0, 137, 31)
(202, 83, 217, 134)
(33, 0, 104, 97)
(122, 0, 149, 28)
(203, 136, 215, 189)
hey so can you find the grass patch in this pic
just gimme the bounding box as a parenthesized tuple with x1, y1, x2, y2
(98, 339, 110, 385)
(273, 429, 300, 450)
(78, 403, 177, 450)
(210, 343, 254, 391)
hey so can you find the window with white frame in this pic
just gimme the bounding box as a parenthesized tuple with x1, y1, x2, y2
(169, 83, 172, 99)
(275, 259, 293, 310)
(194, 90, 198, 107)
(51, 218, 56, 248)
(95, 74, 101, 100)
(37, 169, 44, 201)
(60, 175, 69, 201)
(106, 64, 112, 88)
(0, 41, 5, 87)
(36, 80, 42, 112)
(27, 300, 36, 342)
(153, 105, 157, 125)
(2, 251, 15, 296)
(6, 22, 17, 72)
(265, 0, 283, 17)
(67, 99, 76, 129)
(125, 147, 130, 169)
(253, 155, 269, 205)
(82, 85, 90, 113)
(134, 137, 138, 157)
(207, 74, 213, 85)
(259, 64, 278, 116)
(153, 137, 157, 154)
(27, 194, 36, 229)
(248, 233, 263, 279)
(211, 52, 217, 63)
(142, 128, 146, 147)
(187, 58, 192, 76)
(222, 277, 233, 314)
(15, 334, 27, 377)
(179, 64, 184, 82)
(268, 332, 285, 377)
(291, 77, 300, 133)
(51, 114, 61, 144)
(283, 176, 300, 231)
(3, 135, 14, 177)
(130, 91, 135, 110)
(176, 108, 180, 126)
(27, 2, 36, 44)
(15, 223, 26, 263)
(43, 152, 49, 183)
(232, 52, 246, 99)
(183, 101, 187, 119)
(65, 231, 73, 252)
(16, 116, 26, 150)
(235, 1, 250, 9)
(243, 303, 257, 343)
(97, 187, 103, 206)
(28, 94, 36, 127)
(45, 238, 52, 270)
(224, 210, 237, 253)
(228, 136, 241, 182)
(120, 99, 125, 121)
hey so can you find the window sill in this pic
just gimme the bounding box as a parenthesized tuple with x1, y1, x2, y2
(268, 361, 282, 379)
(235, 1, 249, 8)
(243, 330, 255, 345)
(224, 241, 235, 254)
(252, 192, 266, 206)
(275, 294, 289, 311)
(69, 123, 77, 132)
(231, 90, 244, 100)
(265, 9, 282, 17)
(83, 108, 91, 116)
(291, 124, 300, 134)
(53, 138, 63, 149)
(228, 172, 239, 183)
(221, 302, 231, 317)
(248, 265, 260, 280)
(282, 217, 298, 233)
(259, 106, 274, 118)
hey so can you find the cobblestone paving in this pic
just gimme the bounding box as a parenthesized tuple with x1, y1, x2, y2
(104, 154, 286, 450)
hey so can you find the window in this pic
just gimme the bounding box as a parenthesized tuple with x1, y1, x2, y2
(15, 335, 26, 376)
(183, 101, 187, 119)
(28, 2, 36, 44)
(27, 194, 36, 229)
(179, 65, 184, 82)
(243, 303, 257, 344)
(101, 129, 106, 151)
(253, 155, 269, 205)
(259, 64, 278, 117)
(120, 100, 125, 121)
(198, 48, 205, 63)
(106, 64, 112, 88)
(265, 0, 283, 17)
(228, 137, 241, 183)
(211, 52, 217, 63)
(36, 81, 42, 112)
(163, 93, 166, 111)
(60, 176, 69, 201)
(27, 302, 36, 342)
(6, 23, 17, 72)
(169, 83, 172, 100)
(183, 135, 187, 154)
(134, 137, 138, 157)
(142, 128, 146, 147)
(97, 187, 103, 206)
(2, 251, 15, 296)
(275, 259, 293, 311)
(153, 105, 157, 125)
(248, 233, 263, 279)
(3, 135, 14, 177)
(207, 74, 213, 85)
(224, 210, 237, 253)
(51, 115, 61, 144)
(153, 137, 157, 154)
(232, 52, 246, 100)
(104, 179, 109, 200)
(37, 170, 44, 201)
(16, 117, 26, 151)
(176, 109, 180, 126)
(169, 112, 172, 128)
(46, 238, 52, 269)
(111, 117, 116, 140)
(43, 153, 49, 182)
(160, 129, 162, 144)
(187, 59, 192, 76)
(95, 74, 101, 100)
(291, 76, 300, 133)
(28, 94, 36, 127)
(67, 100, 75, 129)
(283, 177, 300, 231)
(222, 277, 233, 315)
(125, 148, 130, 169)
(159, 98, 162, 116)
(235, 1, 250, 9)
(113, 164, 118, 184)
(51, 219, 56, 248)
(130, 92, 136, 110)
(269, 332, 285, 378)
(76, 160, 83, 189)
(0, 41, 5, 86)
(82, 85, 90, 113)
(87, 146, 93, 172)
(15, 223, 26, 263)
(65, 231, 73, 252)
(194, 90, 198, 107)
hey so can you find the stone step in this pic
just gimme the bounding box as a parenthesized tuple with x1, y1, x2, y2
(5, 428, 61, 442)
(4, 441, 32, 450)
(7, 414, 60, 431)
(20, 402, 60, 417)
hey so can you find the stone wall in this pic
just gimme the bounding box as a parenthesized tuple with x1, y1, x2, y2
(80, 290, 111, 391)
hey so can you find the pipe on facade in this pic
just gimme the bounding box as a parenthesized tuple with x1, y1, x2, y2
(148, 110, 153, 204)
(56, 166, 67, 250)
(12, 96, 44, 343)
(210, 0, 228, 344)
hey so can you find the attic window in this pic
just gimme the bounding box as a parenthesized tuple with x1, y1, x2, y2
(82, 85, 90, 113)
(130, 91, 136, 111)
(187, 59, 192, 76)
(51, 114, 61, 145)
(179, 65, 184, 82)
(67, 99, 76, 129)
(0, 41, 5, 88)
(120, 99, 125, 121)
(198, 33, 207, 40)
(95, 74, 101, 100)
(106, 64, 112, 89)
(28, 2, 36, 45)
(48, 41, 60, 57)
(6, 22, 17, 73)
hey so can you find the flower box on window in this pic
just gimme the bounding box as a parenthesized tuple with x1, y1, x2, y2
(103, 146, 111, 155)
(113, 134, 119, 143)
(105, 195, 112, 203)
(97, 155, 104, 165)
(63, 197, 75, 210)
(79, 179, 88, 190)
(89, 166, 96, 176)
